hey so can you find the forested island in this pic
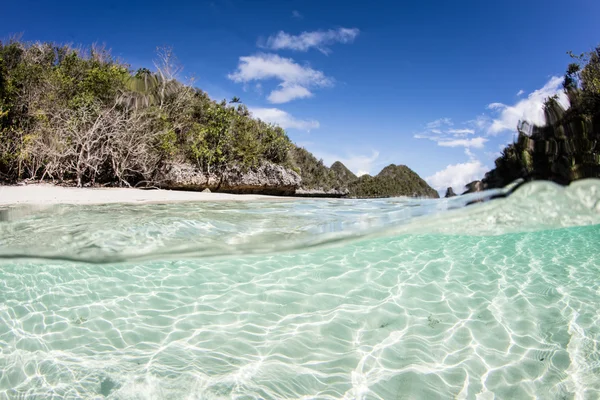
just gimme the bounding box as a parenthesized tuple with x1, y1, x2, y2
(0, 39, 438, 198)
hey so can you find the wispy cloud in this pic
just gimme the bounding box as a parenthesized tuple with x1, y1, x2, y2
(228, 53, 332, 103)
(264, 28, 360, 55)
(249, 107, 319, 131)
(486, 102, 505, 110)
(516, 89, 524, 96)
(438, 137, 487, 148)
(291, 10, 303, 19)
(447, 128, 475, 136)
(466, 115, 491, 130)
(426, 118, 452, 129)
(487, 76, 569, 135)
(415, 118, 484, 149)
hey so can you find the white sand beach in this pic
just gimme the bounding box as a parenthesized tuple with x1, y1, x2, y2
(0, 184, 287, 205)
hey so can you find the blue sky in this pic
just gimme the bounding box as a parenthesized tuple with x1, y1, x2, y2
(2, 0, 599, 192)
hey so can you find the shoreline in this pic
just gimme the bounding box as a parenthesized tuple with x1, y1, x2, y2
(0, 184, 296, 205)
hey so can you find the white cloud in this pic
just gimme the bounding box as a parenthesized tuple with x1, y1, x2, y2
(488, 76, 569, 135)
(291, 10, 303, 19)
(228, 53, 332, 103)
(426, 160, 488, 192)
(414, 123, 483, 149)
(267, 84, 312, 103)
(467, 115, 491, 130)
(426, 118, 452, 129)
(447, 128, 475, 136)
(516, 89, 524, 96)
(356, 170, 369, 177)
(265, 28, 360, 55)
(487, 102, 505, 110)
(249, 107, 319, 131)
(438, 137, 487, 148)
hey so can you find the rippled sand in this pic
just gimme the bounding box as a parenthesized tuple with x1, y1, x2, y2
(0, 181, 599, 399)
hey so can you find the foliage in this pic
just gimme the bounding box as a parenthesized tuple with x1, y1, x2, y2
(484, 45, 600, 189)
(288, 147, 438, 198)
(0, 39, 293, 186)
(330, 161, 357, 183)
(348, 164, 439, 198)
(287, 146, 340, 191)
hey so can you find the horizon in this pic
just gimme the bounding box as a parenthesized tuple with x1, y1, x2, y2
(2, 0, 598, 194)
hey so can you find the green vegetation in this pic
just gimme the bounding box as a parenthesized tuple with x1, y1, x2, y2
(287, 146, 341, 191)
(0, 38, 438, 198)
(484, 46, 600, 189)
(348, 165, 439, 198)
(330, 161, 357, 183)
(287, 148, 438, 197)
(0, 39, 291, 186)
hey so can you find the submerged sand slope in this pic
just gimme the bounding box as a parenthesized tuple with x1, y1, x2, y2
(0, 184, 288, 205)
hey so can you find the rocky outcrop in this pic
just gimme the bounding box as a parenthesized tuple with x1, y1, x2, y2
(294, 188, 349, 198)
(462, 180, 484, 194)
(157, 162, 301, 195)
(445, 187, 456, 197)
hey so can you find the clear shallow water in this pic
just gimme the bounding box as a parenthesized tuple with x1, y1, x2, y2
(1, 180, 600, 399)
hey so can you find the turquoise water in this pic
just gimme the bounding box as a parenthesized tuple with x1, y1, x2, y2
(1, 181, 600, 399)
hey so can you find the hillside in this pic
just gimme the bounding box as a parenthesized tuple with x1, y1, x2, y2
(330, 161, 357, 183)
(348, 164, 439, 198)
(287, 147, 438, 198)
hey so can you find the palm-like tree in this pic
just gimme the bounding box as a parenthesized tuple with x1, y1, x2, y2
(118, 68, 181, 110)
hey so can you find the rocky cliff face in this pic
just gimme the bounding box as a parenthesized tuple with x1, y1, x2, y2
(157, 162, 301, 195)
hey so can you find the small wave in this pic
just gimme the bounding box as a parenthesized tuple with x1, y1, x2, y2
(0, 180, 599, 263)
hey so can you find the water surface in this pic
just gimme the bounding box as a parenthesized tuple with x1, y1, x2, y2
(1, 180, 600, 399)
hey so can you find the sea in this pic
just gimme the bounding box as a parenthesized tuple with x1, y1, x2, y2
(1, 180, 599, 399)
